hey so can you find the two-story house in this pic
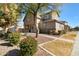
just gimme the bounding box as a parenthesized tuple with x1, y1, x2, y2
(23, 10, 70, 34)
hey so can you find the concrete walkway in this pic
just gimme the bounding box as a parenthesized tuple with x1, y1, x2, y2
(71, 32, 79, 56)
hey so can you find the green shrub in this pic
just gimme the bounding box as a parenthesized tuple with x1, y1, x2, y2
(58, 30, 66, 35)
(4, 31, 11, 39)
(8, 32, 20, 45)
(61, 30, 66, 34)
(19, 36, 37, 56)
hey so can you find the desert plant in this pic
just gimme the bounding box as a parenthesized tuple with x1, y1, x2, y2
(19, 36, 37, 56)
(8, 32, 20, 45)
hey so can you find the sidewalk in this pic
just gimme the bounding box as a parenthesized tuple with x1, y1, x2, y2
(27, 33, 73, 43)
(71, 32, 79, 56)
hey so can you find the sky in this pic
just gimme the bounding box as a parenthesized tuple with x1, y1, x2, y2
(60, 3, 79, 28)
(17, 13, 25, 28)
(18, 3, 79, 28)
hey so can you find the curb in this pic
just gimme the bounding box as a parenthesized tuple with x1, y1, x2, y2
(39, 45, 56, 56)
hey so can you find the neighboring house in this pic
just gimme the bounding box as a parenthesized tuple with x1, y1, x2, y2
(23, 13, 36, 32)
(24, 10, 70, 34)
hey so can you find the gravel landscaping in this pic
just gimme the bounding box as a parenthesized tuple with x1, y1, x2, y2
(0, 40, 19, 56)
(0, 33, 54, 56)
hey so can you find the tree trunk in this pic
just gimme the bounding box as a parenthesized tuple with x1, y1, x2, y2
(15, 23, 19, 32)
(34, 14, 39, 38)
(5, 27, 9, 33)
(35, 22, 39, 38)
(3, 27, 9, 34)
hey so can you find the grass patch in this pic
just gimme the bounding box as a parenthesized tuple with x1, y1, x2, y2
(42, 40, 73, 56)
(61, 32, 77, 40)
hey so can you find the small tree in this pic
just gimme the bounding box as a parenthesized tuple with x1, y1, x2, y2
(0, 4, 20, 33)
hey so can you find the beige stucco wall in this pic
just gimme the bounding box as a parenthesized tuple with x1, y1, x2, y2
(51, 11, 59, 20)
(41, 13, 52, 20)
(55, 22, 64, 32)
(41, 11, 59, 21)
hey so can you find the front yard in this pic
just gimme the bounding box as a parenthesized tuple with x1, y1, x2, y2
(39, 32, 78, 56)
(40, 40, 73, 56)
(60, 32, 77, 41)
(0, 32, 78, 56)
